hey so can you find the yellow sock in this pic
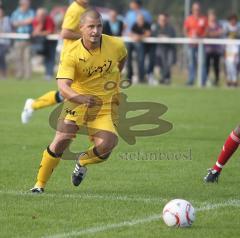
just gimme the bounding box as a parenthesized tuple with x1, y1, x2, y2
(32, 90, 58, 110)
(79, 147, 106, 166)
(35, 149, 61, 188)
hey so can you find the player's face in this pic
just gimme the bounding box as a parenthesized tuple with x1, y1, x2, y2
(81, 17, 103, 44)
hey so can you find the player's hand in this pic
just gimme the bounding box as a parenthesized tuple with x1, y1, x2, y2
(83, 96, 96, 107)
(78, 95, 96, 107)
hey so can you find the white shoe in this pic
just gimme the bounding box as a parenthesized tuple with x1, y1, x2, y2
(148, 74, 158, 86)
(21, 98, 34, 124)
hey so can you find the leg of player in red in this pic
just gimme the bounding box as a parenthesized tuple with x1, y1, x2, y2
(204, 125, 240, 183)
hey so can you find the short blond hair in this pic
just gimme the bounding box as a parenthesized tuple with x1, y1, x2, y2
(80, 9, 102, 24)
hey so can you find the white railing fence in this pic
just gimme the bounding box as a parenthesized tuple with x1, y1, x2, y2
(1, 33, 240, 86)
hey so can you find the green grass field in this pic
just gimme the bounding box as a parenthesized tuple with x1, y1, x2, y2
(1, 76, 240, 238)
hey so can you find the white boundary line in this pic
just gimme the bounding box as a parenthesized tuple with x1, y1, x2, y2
(196, 199, 240, 211)
(43, 214, 162, 238)
(1, 190, 240, 238)
(43, 200, 240, 238)
(0, 190, 167, 204)
(1, 190, 240, 207)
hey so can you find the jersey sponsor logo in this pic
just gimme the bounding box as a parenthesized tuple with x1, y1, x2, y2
(83, 59, 112, 77)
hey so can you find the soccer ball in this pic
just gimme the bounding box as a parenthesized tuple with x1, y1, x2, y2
(162, 199, 195, 227)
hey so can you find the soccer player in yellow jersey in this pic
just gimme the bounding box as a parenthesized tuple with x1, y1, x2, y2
(21, 0, 88, 124)
(30, 9, 127, 193)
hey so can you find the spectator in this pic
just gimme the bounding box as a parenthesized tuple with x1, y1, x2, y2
(11, 0, 35, 79)
(224, 14, 240, 87)
(124, 0, 152, 83)
(124, 0, 152, 35)
(205, 10, 223, 86)
(129, 14, 151, 83)
(103, 9, 124, 36)
(184, 2, 208, 86)
(152, 13, 176, 85)
(32, 8, 57, 80)
(0, 6, 11, 79)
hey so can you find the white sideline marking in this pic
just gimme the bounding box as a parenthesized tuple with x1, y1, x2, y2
(196, 199, 240, 211)
(43, 214, 162, 238)
(1, 189, 240, 208)
(1, 190, 240, 238)
(43, 199, 240, 238)
(0, 190, 168, 204)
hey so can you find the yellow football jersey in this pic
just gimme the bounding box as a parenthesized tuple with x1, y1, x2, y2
(61, 1, 86, 51)
(56, 34, 127, 107)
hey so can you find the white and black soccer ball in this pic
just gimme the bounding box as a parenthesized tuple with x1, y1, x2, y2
(162, 199, 195, 227)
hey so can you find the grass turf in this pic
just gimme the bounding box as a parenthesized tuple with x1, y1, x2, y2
(0, 76, 240, 238)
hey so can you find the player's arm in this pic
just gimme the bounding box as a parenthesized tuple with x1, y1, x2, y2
(61, 10, 82, 40)
(57, 79, 95, 106)
(61, 28, 82, 40)
(118, 56, 127, 73)
(117, 41, 128, 72)
(56, 54, 95, 106)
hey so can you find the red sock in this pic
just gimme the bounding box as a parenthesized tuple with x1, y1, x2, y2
(213, 131, 240, 172)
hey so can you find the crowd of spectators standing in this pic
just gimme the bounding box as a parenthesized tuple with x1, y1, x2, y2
(1, 0, 240, 87)
(0, 0, 57, 80)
